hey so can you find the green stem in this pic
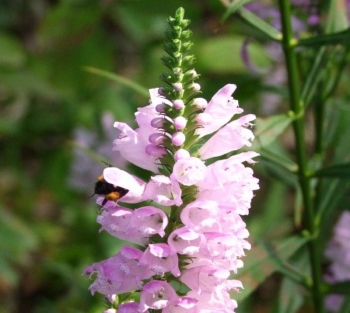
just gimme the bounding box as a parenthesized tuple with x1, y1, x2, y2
(278, 1, 324, 311)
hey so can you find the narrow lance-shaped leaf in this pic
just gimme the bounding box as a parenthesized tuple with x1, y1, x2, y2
(297, 28, 350, 48)
(83, 66, 149, 98)
(221, 0, 253, 22)
(237, 7, 282, 41)
(311, 162, 350, 178)
(253, 114, 294, 148)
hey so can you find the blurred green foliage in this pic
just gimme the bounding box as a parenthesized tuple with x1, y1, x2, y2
(1, 0, 349, 313)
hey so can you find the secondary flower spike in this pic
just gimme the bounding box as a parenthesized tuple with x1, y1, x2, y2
(84, 7, 259, 313)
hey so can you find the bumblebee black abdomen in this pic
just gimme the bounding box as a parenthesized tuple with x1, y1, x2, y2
(94, 176, 129, 206)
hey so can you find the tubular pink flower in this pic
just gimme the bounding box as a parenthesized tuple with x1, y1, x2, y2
(117, 302, 146, 313)
(103, 167, 146, 203)
(113, 88, 172, 172)
(140, 243, 181, 277)
(140, 280, 179, 312)
(171, 157, 207, 186)
(195, 112, 212, 126)
(143, 175, 183, 206)
(84, 246, 152, 296)
(195, 84, 243, 138)
(129, 206, 169, 238)
(168, 227, 203, 255)
(113, 122, 159, 172)
(199, 114, 256, 160)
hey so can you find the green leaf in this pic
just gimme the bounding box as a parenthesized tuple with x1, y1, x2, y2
(300, 47, 327, 106)
(0, 207, 39, 265)
(221, 0, 252, 22)
(326, 0, 349, 33)
(36, 2, 101, 50)
(278, 277, 304, 313)
(258, 147, 298, 186)
(297, 28, 350, 48)
(312, 163, 350, 178)
(84, 66, 149, 98)
(248, 181, 293, 240)
(234, 236, 308, 302)
(0, 32, 26, 68)
(238, 8, 282, 41)
(253, 114, 294, 148)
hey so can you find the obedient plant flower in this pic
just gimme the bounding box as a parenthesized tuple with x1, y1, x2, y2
(84, 7, 259, 313)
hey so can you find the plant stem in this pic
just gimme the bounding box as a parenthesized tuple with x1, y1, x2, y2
(278, 1, 324, 311)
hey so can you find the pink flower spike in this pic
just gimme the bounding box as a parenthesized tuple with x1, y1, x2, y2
(172, 132, 186, 146)
(173, 99, 185, 110)
(174, 148, 190, 161)
(145, 144, 166, 158)
(174, 116, 187, 130)
(143, 175, 183, 206)
(140, 243, 181, 277)
(172, 157, 207, 186)
(140, 280, 179, 312)
(103, 167, 146, 203)
(199, 114, 256, 160)
(195, 84, 243, 138)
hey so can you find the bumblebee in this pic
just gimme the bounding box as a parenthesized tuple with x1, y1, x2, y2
(93, 174, 129, 206)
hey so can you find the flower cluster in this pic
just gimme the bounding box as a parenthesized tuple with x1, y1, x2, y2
(84, 8, 259, 313)
(324, 211, 350, 312)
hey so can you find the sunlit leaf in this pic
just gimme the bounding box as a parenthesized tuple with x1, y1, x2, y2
(221, 0, 252, 22)
(238, 8, 282, 41)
